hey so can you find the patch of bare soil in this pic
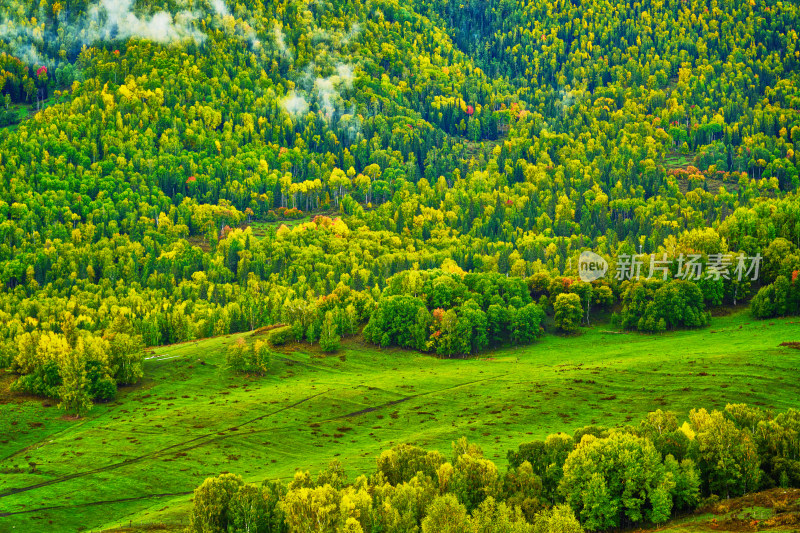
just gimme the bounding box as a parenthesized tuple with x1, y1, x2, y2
(249, 323, 289, 337)
(778, 342, 800, 350)
(698, 488, 800, 532)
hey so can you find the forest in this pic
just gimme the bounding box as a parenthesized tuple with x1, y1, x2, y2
(0, 0, 798, 530)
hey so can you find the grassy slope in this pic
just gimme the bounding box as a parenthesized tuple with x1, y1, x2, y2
(0, 310, 799, 532)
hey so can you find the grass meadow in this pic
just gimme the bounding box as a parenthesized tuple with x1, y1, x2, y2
(1, 309, 799, 532)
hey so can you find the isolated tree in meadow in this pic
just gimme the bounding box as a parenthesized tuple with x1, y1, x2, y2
(226, 337, 250, 372)
(553, 293, 583, 332)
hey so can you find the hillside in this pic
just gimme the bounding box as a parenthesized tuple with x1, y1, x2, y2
(0, 0, 799, 531)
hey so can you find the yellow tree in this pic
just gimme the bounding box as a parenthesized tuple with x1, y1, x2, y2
(57, 347, 92, 416)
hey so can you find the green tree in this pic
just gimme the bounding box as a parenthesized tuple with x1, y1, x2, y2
(106, 331, 145, 385)
(421, 493, 470, 533)
(364, 295, 428, 350)
(554, 293, 583, 332)
(189, 473, 245, 533)
(531, 504, 584, 533)
(470, 497, 533, 533)
(559, 432, 684, 530)
(57, 348, 93, 416)
(281, 484, 341, 532)
(511, 303, 545, 343)
(507, 433, 574, 505)
(320, 311, 341, 352)
(688, 408, 761, 498)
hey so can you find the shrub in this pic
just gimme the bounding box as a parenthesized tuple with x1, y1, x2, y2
(11, 360, 62, 398)
(266, 325, 294, 347)
(227, 338, 273, 375)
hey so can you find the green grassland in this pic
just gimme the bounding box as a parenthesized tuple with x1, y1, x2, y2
(663, 151, 695, 170)
(248, 217, 313, 239)
(1, 310, 799, 532)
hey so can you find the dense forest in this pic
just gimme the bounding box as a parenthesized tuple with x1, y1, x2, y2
(0, 0, 798, 410)
(0, 0, 799, 531)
